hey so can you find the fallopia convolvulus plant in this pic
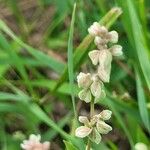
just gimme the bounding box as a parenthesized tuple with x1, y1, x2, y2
(75, 22, 123, 149)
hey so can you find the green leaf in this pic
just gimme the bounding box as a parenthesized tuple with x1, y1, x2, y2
(64, 140, 79, 150)
(68, 3, 77, 119)
(135, 68, 150, 133)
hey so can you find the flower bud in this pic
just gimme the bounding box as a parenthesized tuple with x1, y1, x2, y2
(135, 143, 148, 150)
(88, 22, 101, 36)
(110, 45, 123, 56)
(78, 89, 91, 103)
(75, 126, 92, 138)
(88, 50, 100, 65)
(77, 72, 92, 88)
(96, 121, 112, 134)
(79, 116, 90, 126)
(108, 30, 118, 43)
(99, 110, 112, 120)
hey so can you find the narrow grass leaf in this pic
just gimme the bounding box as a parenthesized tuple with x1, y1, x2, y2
(68, 3, 77, 119)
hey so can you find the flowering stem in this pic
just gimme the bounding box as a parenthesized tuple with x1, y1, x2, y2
(87, 97, 95, 150)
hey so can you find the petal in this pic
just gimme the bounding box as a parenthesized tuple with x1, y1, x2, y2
(88, 22, 101, 36)
(108, 31, 118, 43)
(99, 50, 112, 69)
(78, 89, 91, 103)
(75, 126, 92, 138)
(98, 66, 111, 83)
(79, 116, 90, 126)
(90, 80, 102, 98)
(96, 121, 112, 134)
(89, 128, 101, 144)
(77, 72, 92, 88)
(29, 134, 41, 142)
(94, 36, 107, 46)
(99, 110, 112, 120)
(88, 50, 100, 65)
(110, 45, 123, 56)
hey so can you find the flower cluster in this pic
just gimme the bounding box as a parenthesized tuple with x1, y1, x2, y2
(21, 134, 50, 150)
(88, 22, 123, 83)
(75, 22, 123, 145)
(75, 110, 112, 144)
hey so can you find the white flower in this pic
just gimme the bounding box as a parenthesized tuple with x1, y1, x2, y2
(77, 72, 92, 88)
(21, 134, 50, 150)
(108, 31, 118, 43)
(88, 22, 101, 36)
(109, 45, 123, 56)
(135, 143, 148, 150)
(88, 22, 108, 37)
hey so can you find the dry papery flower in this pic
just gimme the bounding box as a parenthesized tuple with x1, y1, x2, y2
(21, 134, 50, 150)
(75, 21, 123, 148)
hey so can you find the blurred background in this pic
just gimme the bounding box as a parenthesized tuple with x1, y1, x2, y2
(0, 0, 150, 149)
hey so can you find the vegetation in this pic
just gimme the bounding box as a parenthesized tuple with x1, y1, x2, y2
(0, 0, 150, 149)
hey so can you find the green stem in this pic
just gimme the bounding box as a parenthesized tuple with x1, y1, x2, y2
(87, 97, 95, 150)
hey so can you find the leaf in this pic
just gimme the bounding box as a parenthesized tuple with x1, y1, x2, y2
(64, 140, 79, 150)
(67, 3, 77, 119)
(135, 68, 150, 133)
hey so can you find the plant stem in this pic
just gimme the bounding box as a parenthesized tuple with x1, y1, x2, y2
(87, 97, 95, 150)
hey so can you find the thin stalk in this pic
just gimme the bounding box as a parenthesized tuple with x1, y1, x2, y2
(87, 97, 95, 150)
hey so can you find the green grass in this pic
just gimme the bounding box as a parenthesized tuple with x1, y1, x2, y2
(0, 0, 150, 149)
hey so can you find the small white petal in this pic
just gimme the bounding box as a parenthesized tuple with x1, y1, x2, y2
(96, 121, 112, 134)
(77, 72, 92, 88)
(75, 126, 92, 138)
(88, 50, 100, 65)
(135, 143, 148, 150)
(92, 128, 102, 144)
(98, 66, 111, 83)
(79, 116, 90, 126)
(78, 89, 91, 103)
(99, 110, 112, 120)
(110, 45, 123, 56)
(108, 31, 118, 43)
(29, 134, 41, 142)
(88, 22, 101, 36)
(90, 80, 102, 98)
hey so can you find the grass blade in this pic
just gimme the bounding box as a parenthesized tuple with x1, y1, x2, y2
(67, 3, 77, 120)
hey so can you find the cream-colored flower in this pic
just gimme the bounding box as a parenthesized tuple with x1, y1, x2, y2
(88, 50, 100, 65)
(75, 110, 112, 144)
(107, 30, 118, 43)
(78, 89, 92, 103)
(88, 22, 108, 37)
(109, 45, 123, 56)
(21, 134, 50, 150)
(77, 72, 92, 88)
(135, 143, 148, 150)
